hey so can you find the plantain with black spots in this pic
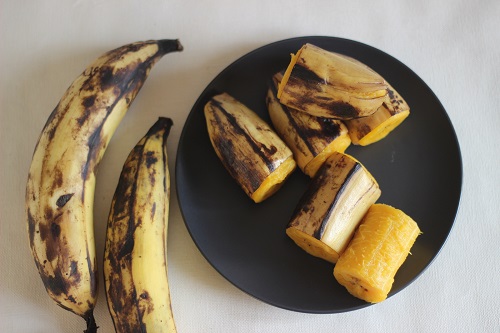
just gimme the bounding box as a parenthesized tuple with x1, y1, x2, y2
(25, 39, 182, 332)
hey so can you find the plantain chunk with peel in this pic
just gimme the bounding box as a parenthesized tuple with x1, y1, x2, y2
(204, 92, 296, 203)
(345, 82, 410, 146)
(277, 43, 388, 120)
(286, 152, 381, 263)
(334, 204, 421, 303)
(267, 72, 351, 178)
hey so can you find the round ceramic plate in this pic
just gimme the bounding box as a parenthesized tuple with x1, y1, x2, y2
(175, 36, 462, 313)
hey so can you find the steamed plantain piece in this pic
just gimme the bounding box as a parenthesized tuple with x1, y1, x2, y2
(204, 92, 296, 203)
(334, 204, 421, 303)
(286, 152, 381, 263)
(267, 72, 351, 178)
(345, 82, 410, 146)
(277, 43, 388, 120)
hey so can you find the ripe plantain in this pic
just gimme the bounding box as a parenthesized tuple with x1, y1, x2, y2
(25, 39, 182, 332)
(277, 43, 388, 119)
(286, 152, 381, 263)
(104, 117, 176, 333)
(267, 71, 351, 177)
(204, 92, 296, 203)
(345, 82, 410, 146)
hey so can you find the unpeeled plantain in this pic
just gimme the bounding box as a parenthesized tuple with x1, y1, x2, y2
(25, 39, 182, 332)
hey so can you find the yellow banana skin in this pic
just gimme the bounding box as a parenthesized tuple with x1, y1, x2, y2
(204, 92, 296, 203)
(104, 118, 176, 333)
(277, 44, 388, 119)
(25, 39, 182, 332)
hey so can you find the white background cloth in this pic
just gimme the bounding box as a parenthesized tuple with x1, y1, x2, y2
(1, 1, 499, 332)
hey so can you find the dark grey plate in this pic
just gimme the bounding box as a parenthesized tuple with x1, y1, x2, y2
(175, 36, 462, 313)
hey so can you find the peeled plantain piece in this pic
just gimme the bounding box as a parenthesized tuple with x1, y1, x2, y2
(267, 72, 351, 178)
(286, 152, 381, 263)
(334, 204, 421, 303)
(204, 92, 296, 203)
(277, 43, 388, 120)
(345, 82, 410, 146)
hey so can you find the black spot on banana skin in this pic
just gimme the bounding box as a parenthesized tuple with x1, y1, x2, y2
(118, 233, 135, 259)
(151, 202, 156, 219)
(85, 247, 97, 299)
(56, 193, 74, 208)
(145, 151, 158, 168)
(44, 206, 54, 221)
(51, 222, 61, 238)
(82, 95, 96, 109)
(285, 65, 361, 119)
(70, 260, 81, 284)
(210, 98, 279, 167)
(27, 210, 36, 247)
(98, 66, 115, 90)
(53, 168, 64, 188)
(269, 81, 344, 156)
(39, 269, 69, 297)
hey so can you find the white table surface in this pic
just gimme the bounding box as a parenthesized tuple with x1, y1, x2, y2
(1, 1, 499, 332)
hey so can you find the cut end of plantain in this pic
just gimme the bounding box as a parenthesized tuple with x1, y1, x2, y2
(286, 227, 340, 263)
(268, 71, 351, 178)
(346, 82, 410, 146)
(303, 133, 352, 177)
(355, 110, 409, 146)
(286, 152, 381, 263)
(204, 92, 296, 203)
(251, 155, 296, 203)
(333, 203, 421, 303)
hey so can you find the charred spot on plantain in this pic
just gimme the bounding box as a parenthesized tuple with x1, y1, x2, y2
(56, 193, 74, 208)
